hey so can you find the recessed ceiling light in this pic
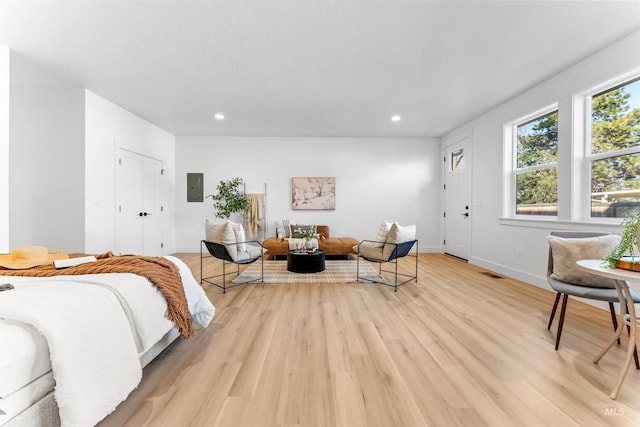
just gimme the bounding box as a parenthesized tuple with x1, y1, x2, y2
(214, 113, 225, 120)
(391, 115, 401, 122)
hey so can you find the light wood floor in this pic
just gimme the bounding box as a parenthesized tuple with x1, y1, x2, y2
(99, 254, 640, 426)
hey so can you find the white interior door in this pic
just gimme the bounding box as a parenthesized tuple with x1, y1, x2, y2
(443, 136, 472, 260)
(115, 148, 162, 256)
(142, 157, 162, 255)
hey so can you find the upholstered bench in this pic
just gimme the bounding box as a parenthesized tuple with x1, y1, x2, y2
(262, 225, 358, 258)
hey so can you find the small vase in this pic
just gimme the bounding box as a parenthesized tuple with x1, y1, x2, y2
(305, 237, 314, 249)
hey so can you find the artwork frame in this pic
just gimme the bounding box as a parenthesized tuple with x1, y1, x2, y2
(292, 177, 336, 210)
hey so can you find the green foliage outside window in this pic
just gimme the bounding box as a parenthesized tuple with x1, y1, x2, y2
(590, 84, 640, 216)
(514, 78, 640, 217)
(516, 111, 558, 214)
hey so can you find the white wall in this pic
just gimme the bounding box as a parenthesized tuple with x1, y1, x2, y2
(6, 59, 175, 254)
(442, 30, 640, 291)
(0, 45, 9, 252)
(85, 90, 177, 254)
(175, 136, 441, 253)
(9, 84, 85, 251)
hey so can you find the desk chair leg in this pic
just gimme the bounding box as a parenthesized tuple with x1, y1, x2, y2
(608, 302, 621, 345)
(548, 292, 561, 330)
(555, 294, 569, 350)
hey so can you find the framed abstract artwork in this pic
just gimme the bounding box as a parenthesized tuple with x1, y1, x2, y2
(292, 177, 336, 210)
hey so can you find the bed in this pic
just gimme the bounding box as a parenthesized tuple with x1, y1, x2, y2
(0, 254, 215, 427)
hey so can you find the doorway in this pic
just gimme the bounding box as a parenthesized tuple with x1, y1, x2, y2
(443, 133, 472, 260)
(115, 148, 163, 256)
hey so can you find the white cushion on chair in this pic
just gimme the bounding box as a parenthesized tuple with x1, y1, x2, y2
(228, 221, 247, 252)
(383, 223, 416, 260)
(205, 219, 231, 243)
(547, 234, 621, 287)
(372, 221, 394, 247)
(205, 219, 264, 263)
(354, 242, 385, 260)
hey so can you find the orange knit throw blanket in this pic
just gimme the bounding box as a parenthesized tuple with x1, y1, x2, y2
(0, 252, 194, 338)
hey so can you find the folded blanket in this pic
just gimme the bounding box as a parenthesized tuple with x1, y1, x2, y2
(0, 252, 193, 338)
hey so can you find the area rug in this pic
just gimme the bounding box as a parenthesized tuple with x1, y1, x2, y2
(231, 260, 385, 284)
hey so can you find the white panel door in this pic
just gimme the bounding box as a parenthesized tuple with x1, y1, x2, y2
(142, 157, 162, 255)
(115, 148, 162, 256)
(443, 136, 472, 260)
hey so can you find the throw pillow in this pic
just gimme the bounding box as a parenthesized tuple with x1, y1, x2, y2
(354, 242, 385, 261)
(228, 221, 246, 252)
(282, 219, 293, 238)
(547, 234, 621, 288)
(373, 220, 395, 247)
(383, 223, 416, 260)
(205, 218, 228, 242)
(275, 221, 286, 239)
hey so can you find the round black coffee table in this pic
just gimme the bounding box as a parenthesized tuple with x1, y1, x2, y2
(287, 249, 326, 273)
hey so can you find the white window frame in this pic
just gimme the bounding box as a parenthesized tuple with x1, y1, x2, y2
(578, 69, 640, 222)
(503, 103, 559, 218)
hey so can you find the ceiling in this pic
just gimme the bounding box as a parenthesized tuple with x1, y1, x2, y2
(1, 1, 639, 138)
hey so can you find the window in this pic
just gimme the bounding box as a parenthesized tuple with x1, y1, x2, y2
(513, 110, 558, 216)
(451, 148, 464, 171)
(588, 78, 640, 218)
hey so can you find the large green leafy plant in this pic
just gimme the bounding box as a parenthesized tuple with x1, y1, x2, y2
(207, 177, 249, 219)
(603, 210, 640, 267)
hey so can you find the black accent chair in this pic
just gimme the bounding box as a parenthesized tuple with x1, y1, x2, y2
(546, 231, 640, 368)
(200, 239, 264, 293)
(356, 239, 418, 291)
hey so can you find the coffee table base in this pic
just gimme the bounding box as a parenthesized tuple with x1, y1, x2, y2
(287, 250, 326, 273)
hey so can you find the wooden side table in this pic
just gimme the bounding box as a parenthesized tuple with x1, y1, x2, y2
(287, 250, 325, 273)
(576, 259, 640, 399)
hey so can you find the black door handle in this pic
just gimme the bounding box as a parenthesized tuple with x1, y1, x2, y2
(139, 212, 152, 217)
(461, 213, 469, 217)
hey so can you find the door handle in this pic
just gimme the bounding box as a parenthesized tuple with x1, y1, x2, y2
(139, 212, 152, 217)
(461, 213, 469, 217)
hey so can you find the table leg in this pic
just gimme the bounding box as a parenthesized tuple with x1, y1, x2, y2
(594, 282, 628, 365)
(608, 282, 637, 399)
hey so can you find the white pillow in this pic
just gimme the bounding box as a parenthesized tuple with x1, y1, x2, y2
(383, 223, 416, 260)
(354, 242, 385, 260)
(547, 234, 620, 287)
(205, 218, 229, 242)
(282, 219, 293, 238)
(228, 221, 246, 251)
(373, 221, 394, 247)
(206, 219, 262, 263)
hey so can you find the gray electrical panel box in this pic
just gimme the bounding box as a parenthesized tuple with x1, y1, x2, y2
(187, 173, 204, 202)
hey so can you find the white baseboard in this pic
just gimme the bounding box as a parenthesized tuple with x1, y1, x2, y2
(468, 256, 611, 312)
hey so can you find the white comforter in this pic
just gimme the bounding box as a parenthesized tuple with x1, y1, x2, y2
(0, 256, 214, 427)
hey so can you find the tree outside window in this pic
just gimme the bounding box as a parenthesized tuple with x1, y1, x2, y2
(590, 79, 640, 218)
(515, 111, 558, 215)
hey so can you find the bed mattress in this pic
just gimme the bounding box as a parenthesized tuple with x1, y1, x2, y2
(0, 255, 214, 426)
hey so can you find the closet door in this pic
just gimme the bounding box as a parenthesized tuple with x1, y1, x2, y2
(115, 148, 163, 256)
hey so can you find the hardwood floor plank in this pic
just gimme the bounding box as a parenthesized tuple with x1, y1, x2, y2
(98, 253, 640, 426)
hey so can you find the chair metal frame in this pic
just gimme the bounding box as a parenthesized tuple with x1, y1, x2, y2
(356, 239, 418, 291)
(200, 239, 264, 293)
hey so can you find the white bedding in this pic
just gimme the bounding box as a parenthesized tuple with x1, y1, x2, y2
(0, 256, 214, 427)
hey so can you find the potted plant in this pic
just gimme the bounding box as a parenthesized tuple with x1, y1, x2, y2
(207, 177, 249, 220)
(603, 209, 640, 267)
